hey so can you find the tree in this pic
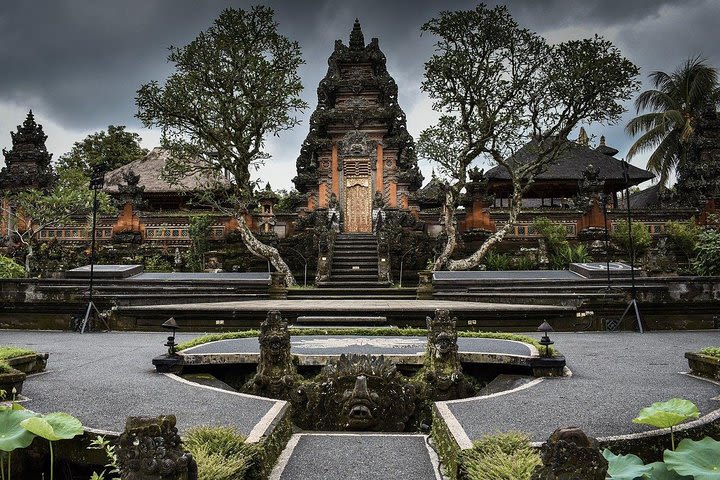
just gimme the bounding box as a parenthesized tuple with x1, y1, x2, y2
(626, 56, 718, 187)
(1, 168, 115, 273)
(417, 4, 639, 270)
(56, 125, 148, 176)
(135, 6, 306, 286)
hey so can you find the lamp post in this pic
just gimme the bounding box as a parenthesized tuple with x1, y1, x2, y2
(598, 193, 611, 288)
(80, 165, 110, 334)
(162, 317, 180, 356)
(537, 321, 554, 358)
(618, 160, 644, 333)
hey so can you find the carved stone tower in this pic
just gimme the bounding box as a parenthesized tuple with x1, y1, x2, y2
(0, 110, 55, 193)
(293, 20, 422, 232)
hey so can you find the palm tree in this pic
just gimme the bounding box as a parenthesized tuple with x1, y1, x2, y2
(626, 56, 718, 186)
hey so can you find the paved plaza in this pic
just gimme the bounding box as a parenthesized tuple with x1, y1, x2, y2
(3, 329, 719, 479)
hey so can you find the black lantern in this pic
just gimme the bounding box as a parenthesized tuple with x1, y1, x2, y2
(163, 317, 180, 355)
(537, 321, 554, 357)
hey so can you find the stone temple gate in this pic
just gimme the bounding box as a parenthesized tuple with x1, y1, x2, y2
(293, 19, 423, 233)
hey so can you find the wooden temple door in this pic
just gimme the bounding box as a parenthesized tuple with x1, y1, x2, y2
(344, 176, 372, 233)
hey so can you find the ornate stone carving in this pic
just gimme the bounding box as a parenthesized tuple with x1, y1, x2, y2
(421, 309, 473, 400)
(531, 427, 608, 480)
(244, 311, 300, 398)
(116, 415, 197, 480)
(338, 130, 375, 159)
(292, 354, 419, 431)
(115, 169, 147, 209)
(575, 164, 604, 213)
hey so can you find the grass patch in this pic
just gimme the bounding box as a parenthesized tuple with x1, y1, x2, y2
(462, 432, 541, 480)
(183, 426, 259, 480)
(177, 327, 553, 355)
(699, 347, 720, 358)
(0, 362, 14, 374)
(0, 346, 36, 361)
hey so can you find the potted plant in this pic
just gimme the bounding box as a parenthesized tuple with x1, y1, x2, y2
(0, 363, 26, 397)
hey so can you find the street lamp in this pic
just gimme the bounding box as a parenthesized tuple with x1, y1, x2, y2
(162, 317, 180, 356)
(537, 321, 554, 358)
(80, 165, 110, 334)
(618, 160, 644, 333)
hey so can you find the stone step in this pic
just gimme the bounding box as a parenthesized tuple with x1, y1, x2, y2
(294, 315, 387, 326)
(331, 267, 378, 274)
(332, 250, 378, 256)
(317, 281, 393, 288)
(332, 260, 378, 266)
(329, 273, 379, 279)
(287, 288, 413, 297)
(288, 295, 415, 300)
(334, 245, 377, 251)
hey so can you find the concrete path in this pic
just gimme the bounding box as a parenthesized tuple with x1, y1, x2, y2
(1, 330, 280, 436)
(270, 433, 441, 480)
(443, 331, 720, 443)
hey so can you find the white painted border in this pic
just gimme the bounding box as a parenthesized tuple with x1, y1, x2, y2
(269, 434, 301, 480)
(434, 403, 473, 450)
(163, 372, 280, 402)
(444, 377, 545, 405)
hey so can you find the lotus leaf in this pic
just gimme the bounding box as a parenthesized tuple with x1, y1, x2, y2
(603, 449, 651, 480)
(645, 461, 691, 480)
(664, 437, 720, 480)
(0, 405, 37, 452)
(632, 399, 700, 429)
(20, 412, 83, 441)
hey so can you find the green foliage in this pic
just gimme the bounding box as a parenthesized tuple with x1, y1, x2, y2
(698, 347, 720, 358)
(274, 189, 304, 213)
(550, 244, 591, 270)
(88, 435, 120, 480)
(533, 218, 589, 269)
(626, 56, 719, 186)
(183, 426, 258, 480)
(633, 398, 700, 429)
(605, 437, 720, 480)
(666, 219, 702, 260)
(0, 347, 36, 361)
(0, 404, 38, 452)
(0, 362, 13, 374)
(136, 5, 307, 202)
(0, 256, 25, 279)
(483, 251, 512, 271)
(143, 254, 173, 273)
(603, 449, 652, 479)
(56, 125, 147, 177)
(21, 412, 83, 442)
(612, 221, 652, 260)
(187, 215, 213, 272)
(663, 437, 720, 479)
(692, 229, 720, 276)
(463, 432, 541, 480)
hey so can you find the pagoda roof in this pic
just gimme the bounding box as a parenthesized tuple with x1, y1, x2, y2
(103, 147, 230, 195)
(629, 184, 662, 209)
(485, 138, 654, 197)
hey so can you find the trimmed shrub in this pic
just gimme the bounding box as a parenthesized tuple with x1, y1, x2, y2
(699, 346, 720, 358)
(183, 426, 259, 480)
(463, 432, 541, 480)
(666, 219, 701, 260)
(612, 221, 652, 259)
(692, 229, 720, 276)
(0, 346, 36, 361)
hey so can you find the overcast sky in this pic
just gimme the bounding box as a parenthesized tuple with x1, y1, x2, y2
(1, 0, 718, 190)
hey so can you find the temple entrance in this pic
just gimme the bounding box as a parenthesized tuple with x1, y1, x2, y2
(344, 176, 372, 232)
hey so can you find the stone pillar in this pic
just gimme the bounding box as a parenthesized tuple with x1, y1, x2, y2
(376, 144, 384, 193)
(332, 144, 340, 199)
(269, 272, 288, 299)
(417, 270, 434, 300)
(117, 415, 197, 480)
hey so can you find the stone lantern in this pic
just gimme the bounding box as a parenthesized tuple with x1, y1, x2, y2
(256, 183, 279, 234)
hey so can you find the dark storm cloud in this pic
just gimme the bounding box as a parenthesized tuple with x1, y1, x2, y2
(1, 0, 719, 186)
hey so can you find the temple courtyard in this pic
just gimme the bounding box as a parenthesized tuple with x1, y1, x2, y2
(4, 327, 719, 479)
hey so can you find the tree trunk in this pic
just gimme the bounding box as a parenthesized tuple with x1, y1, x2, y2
(447, 189, 524, 271)
(433, 190, 458, 271)
(236, 215, 297, 287)
(24, 242, 33, 274)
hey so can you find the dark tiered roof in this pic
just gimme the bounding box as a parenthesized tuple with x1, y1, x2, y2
(629, 184, 662, 209)
(486, 138, 654, 197)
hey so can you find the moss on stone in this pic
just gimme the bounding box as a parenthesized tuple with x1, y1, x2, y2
(0, 346, 36, 361)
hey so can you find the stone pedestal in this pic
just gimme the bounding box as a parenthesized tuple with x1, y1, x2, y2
(269, 272, 288, 299)
(417, 270, 434, 300)
(531, 427, 607, 480)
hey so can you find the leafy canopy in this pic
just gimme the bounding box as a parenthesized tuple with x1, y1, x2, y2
(136, 6, 307, 203)
(56, 125, 147, 177)
(626, 56, 719, 186)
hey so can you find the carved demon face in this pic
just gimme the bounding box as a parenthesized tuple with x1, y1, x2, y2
(342, 375, 380, 430)
(432, 331, 456, 357)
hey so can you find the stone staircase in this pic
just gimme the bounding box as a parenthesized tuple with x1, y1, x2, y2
(301, 233, 416, 301)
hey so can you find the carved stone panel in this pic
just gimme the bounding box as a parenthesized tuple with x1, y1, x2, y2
(345, 176, 372, 233)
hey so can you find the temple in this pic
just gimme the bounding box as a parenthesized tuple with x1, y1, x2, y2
(294, 19, 422, 232)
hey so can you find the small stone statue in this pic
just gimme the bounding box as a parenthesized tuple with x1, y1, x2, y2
(373, 191, 385, 209)
(116, 415, 197, 480)
(244, 311, 300, 398)
(531, 427, 608, 480)
(421, 309, 473, 400)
